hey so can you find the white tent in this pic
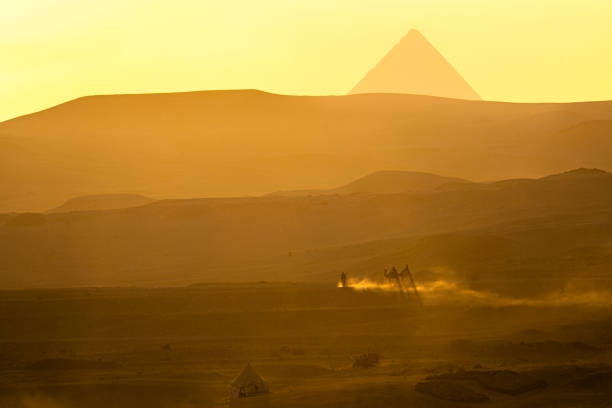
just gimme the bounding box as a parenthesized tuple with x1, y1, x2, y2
(230, 363, 269, 399)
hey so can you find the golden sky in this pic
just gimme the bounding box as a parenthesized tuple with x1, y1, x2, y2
(2, 0, 611, 121)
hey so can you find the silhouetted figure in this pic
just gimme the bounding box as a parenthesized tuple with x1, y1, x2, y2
(399, 264, 423, 307)
(384, 264, 423, 306)
(340, 271, 347, 288)
(384, 266, 406, 297)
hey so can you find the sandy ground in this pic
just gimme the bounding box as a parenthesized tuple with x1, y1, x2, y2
(1, 283, 611, 407)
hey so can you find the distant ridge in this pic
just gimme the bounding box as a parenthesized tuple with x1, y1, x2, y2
(350, 29, 481, 100)
(2, 90, 612, 212)
(269, 168, 612, 198)
(336, 170, 471, 194)
(541, 167, 610, 180)
(2, 167, 612, 288)
(269, 170, 471, 196)
(48, 194, 155, 213)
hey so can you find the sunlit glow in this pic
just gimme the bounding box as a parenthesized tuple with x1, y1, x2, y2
(339, 277, 612, 307)
(2, 0, 612, 121)
(338, 278, 396, 291)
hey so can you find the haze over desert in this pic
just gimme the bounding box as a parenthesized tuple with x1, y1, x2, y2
(2, 1, 612, 407)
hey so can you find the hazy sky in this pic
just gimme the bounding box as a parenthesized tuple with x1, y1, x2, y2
(2, 0, 611, 121)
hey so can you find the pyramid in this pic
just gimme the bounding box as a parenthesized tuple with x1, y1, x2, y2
(349, 29, 481, 100)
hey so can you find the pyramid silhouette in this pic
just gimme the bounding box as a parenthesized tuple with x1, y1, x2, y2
(349, 29, 481, 100)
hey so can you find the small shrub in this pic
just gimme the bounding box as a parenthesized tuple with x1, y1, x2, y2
(353, 353, 380, 368)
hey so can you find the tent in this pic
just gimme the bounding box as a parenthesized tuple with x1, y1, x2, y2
(230, 363, 269, 399)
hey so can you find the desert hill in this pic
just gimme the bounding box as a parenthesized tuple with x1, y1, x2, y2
(48, 194, 155, 213)
(336, 170, 470, 194)
(2, 90, 612, 212)
(1, 168, 611, 291)
(349, 29, 481, 100)
(270, 170, 470, 196)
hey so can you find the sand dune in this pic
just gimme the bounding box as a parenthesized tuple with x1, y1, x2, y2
(2, 91, 612, 212)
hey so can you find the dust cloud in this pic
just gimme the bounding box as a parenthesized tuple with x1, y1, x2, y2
(339, 274, 612, 307)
